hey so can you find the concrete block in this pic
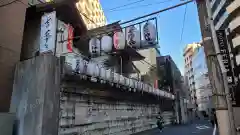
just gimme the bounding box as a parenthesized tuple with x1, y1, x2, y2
(0, 113, 15, 135)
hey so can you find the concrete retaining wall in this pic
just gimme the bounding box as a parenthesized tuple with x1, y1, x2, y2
(59, 85, 164, 135)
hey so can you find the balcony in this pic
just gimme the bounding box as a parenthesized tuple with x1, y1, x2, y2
(232, 35, 240, 49)
(212, 0, 227, 21)
(226, 0, 240, 17)
(215, 11, 229, 30)
(228, 15, 240, 33)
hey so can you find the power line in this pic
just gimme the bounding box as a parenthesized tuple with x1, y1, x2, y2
(65, 0, 193, 41)
(106, 0, 145, 11)
(108, 0, 173, 13)
(0, 0, 39, 8)
(78, 11, 99, 27)
(0, 0, 19, 7)
(120, 0, 193, 25)
(180, 4, 188, 44)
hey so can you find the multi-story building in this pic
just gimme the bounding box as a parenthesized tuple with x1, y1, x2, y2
(209, 0, 231, 30)
(156, 55, 181, 92)
(131, 48, 157, 85)
(209, 0, 240, 75)
(183, 43, 201, 109)
(192, 46, 213, 115)
(156, 55, 190, 124)
(209, 0, 240, 104)
(226, 0, 240, 73)
(76, 0, 107, 29)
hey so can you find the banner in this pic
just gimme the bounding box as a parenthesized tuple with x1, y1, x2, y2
(67, 24, 74, 52)
(216, 30, 234, 85)
(40, 11, 57, 53)
(216, 30, 238, 106)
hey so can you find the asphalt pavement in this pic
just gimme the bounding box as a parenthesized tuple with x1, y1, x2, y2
(135, 120, 214, 135)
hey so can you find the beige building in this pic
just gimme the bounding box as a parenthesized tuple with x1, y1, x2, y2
(131, 48, 157, 85)
(76, 0, 107, 29)
(226, 0, 240, 68)
(183, 43, 201, 107)
(209, 0, 230, 30)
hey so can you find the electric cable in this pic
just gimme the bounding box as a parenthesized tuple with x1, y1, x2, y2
(0, 0, 39, 8)
(108, 0, 174, 13)
(120, 0, 193, 25)
(78, 11, 99, 27)
(61, 0, 192, 70)
(0, 0, 19, 7)
(105, 0, 145, 11)
(180, 4, 188, 44)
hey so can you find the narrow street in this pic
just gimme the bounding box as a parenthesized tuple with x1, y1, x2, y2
(135, 120, 213, 135)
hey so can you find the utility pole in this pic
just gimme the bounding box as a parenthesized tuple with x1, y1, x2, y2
(196, 0, 236, 135)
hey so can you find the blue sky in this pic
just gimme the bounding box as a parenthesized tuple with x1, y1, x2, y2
(100, 0, 202, 74)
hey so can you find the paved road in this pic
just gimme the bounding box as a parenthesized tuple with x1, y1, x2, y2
(135, 120, 214, 135)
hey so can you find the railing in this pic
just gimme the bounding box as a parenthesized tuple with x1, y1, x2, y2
(61, 52, 175, 100)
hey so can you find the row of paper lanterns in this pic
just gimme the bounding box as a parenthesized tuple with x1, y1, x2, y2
(65, 53, 175, 100)
(89, 22, 157, 55)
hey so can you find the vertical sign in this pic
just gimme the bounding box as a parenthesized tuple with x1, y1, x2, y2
(40, 11, 57, 53)
(216, 30, 234, 85)
(67, 24, 74, 52)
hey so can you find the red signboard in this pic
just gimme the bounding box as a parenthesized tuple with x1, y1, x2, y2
(154, 79, 158, 89)
(67, 24, 73, 52)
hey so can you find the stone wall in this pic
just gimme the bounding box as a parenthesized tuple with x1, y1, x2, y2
(59, 84, 170, 135)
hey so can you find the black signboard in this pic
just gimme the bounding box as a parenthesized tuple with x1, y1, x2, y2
(216, 30, 234, 85)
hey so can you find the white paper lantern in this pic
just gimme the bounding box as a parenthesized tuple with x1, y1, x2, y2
(137, 81, 141, 90)
(119, 75, 125, 85)
(86, 61, 99, 77)
(129, 79, 134, 88)
(74, 58, 86, 74)
(125, 77, 130, 86)
(134, 80, 138, 89)
(101, 35, 112, 53)
(113, 32, 125, 50)
(113, 73, 120, 83)
(99, 66, 106, 79)
(89, 38, 100, 55)
(142, 22, 157, 46)
(106, 69, 112, 81)
(126, 26, 140, 48)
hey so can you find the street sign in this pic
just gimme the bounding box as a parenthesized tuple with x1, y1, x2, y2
(216, 30, 234, 85)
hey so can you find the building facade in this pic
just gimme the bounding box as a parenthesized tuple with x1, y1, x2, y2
(210, 0, 240, 104)
(131, 48, 157, 85)
(192, 46, 213, 114)
(156, 55, 181, 92)
(156, 55, 190, 124)
(76, 0, 107, 29)
(183, 43, 201, 109)
(210, 0, 240, 77)
(226, 0, 240, 75)
(209, 0, 231, 30)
